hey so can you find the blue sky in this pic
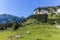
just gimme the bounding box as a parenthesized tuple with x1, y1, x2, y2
(0, 0, 60, 17)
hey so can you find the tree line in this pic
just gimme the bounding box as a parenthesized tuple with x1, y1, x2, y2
(0, 13, 60, 30)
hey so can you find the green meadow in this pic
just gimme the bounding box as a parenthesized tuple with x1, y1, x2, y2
(0, 23, 60, 40)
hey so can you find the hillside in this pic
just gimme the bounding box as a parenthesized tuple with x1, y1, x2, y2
(0, 18, 59, 40)
(0, 6, 60, 40)
(0, 14, 60, 40)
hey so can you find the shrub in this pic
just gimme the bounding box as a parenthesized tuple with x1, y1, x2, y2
(27, 14, 48, 23)
(36, 38, 42, 40)
(12, 22, 20, 30)
(48, 19, 56, 25)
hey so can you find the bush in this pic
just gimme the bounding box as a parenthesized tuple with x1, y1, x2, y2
(27, 14, 48, 23)
(12, 22, 20, 30)
(36, 14, 48, 23)
(36, 38, 42, 40)
(48, 19, 56, 25)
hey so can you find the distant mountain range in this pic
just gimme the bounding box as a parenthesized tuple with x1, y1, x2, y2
(0, 14, 25, 24)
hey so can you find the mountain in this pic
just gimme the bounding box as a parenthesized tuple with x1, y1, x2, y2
(34, 6, 60, 14)
(0, 14, 25, 24)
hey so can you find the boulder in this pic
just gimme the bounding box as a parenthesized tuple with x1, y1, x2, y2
(8, 38, 12, 40)
(15, 35, 22, 38)
(26, 31, 30, 34)
(56, 25, 60, 28)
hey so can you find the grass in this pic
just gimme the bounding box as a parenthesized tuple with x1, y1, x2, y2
(0, 23, 60, 40)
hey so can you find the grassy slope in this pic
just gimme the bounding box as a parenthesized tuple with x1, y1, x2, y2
(0, 23, 60, 40)
(0, 16, 60, 40)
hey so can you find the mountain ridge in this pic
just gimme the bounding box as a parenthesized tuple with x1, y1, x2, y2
(34, 6, 60, 14)
(0, 14, 25, 24)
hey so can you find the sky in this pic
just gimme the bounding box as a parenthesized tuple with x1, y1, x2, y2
(0, 0, 60, 17)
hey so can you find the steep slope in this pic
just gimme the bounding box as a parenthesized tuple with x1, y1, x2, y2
(34, 6, 60, 15)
